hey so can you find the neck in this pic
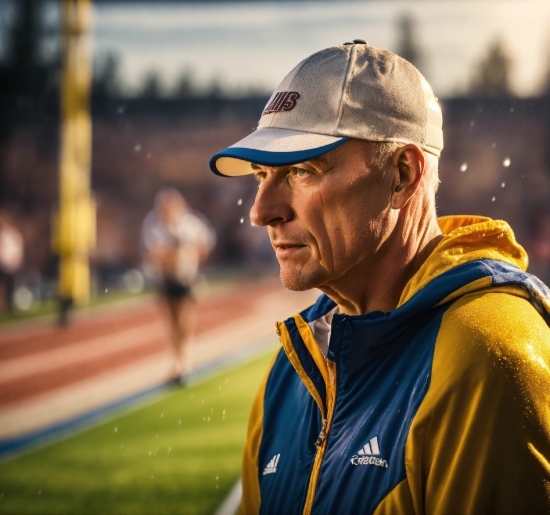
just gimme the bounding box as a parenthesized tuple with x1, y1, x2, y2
(320, 208, 443, 316)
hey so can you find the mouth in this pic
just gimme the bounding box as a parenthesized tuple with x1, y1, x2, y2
(274, 243, 307, 258)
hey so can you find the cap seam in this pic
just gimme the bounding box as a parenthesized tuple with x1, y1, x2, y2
(335, 45, 355, 135)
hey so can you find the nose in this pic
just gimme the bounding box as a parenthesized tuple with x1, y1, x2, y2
(249, 176, 293, 227)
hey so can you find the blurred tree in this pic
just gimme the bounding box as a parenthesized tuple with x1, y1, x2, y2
(469, 39, 513, 97)
(207, 76, 224, 99)
(396, 13, 425, 74)
(140, 70, 162, 99)
(173, 68, 197, 99)
(0, 0, 59, 202)
(93, 52, 121, 98)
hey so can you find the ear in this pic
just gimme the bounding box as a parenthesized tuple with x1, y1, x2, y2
(390, 144, 425, 209)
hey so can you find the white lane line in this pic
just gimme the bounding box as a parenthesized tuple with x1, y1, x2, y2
(214, 478, 242, 515)
(0, 321, 167, 382)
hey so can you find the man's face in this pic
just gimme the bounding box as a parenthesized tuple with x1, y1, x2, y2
(250, 140, 396, 292)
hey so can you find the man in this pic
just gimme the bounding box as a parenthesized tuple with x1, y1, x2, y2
(209, 41, 550, 514)
(142, 188, 215, 382)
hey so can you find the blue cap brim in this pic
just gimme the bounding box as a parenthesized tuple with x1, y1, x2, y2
(209, 138, 349, 177)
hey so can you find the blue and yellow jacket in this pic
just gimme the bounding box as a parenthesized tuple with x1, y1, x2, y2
(241, 216, 550, 515)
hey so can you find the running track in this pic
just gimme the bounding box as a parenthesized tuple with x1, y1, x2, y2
(0, 279, 317, 442)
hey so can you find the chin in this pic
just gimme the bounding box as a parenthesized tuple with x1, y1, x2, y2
(279, 267, 323, 292)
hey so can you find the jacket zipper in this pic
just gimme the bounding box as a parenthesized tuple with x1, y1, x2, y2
(315, 419, 328, 448)
(302, 360, 337, 515)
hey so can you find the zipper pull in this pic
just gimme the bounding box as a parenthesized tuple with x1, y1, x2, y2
(275, 322, 281, 336)
(315, 419, 328, 448)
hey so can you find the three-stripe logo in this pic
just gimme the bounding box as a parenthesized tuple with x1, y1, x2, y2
(263, 453, 280, 475)
(351, 436, 389, 468)
(358, 436, 380, 456)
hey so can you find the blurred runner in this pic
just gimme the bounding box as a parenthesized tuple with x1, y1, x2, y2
(0, 211, 24, 312)
(141, 188, 215, 383)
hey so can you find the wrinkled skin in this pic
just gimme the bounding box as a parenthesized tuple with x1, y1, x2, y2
(249, 139, 442, 315)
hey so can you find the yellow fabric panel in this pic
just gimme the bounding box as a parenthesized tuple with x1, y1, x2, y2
(399, 216, 528, 306)
(294, 315, 330, 388)
(406, 291, 550, 515)
(372, 479, 415, 515)
(240, 350, 280, 515)
(435, 281, 530, 308)
(277, 321, 326, 417)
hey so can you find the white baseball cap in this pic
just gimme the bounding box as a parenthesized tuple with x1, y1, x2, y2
(210, 40, 443, 177)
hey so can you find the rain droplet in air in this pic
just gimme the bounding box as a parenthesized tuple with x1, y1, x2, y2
(240, 218, 244, 224)
(491, 196, 496, 202)
(237, 198, 242, 206)
(114, 427, 118, 433)
(501, 182, 506, 188)
(491, 142, 496, 148)
(503, 158, 510, 167)
(460, 163, 468, 172)
(134, 143, 141, 152)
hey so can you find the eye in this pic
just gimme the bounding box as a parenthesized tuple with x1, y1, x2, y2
(291, 167, 310, 178)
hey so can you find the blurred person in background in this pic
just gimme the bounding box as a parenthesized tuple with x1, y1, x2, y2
(0, 211, 24, 312)
(141, 188, 215, 384)
(210, 41, 550, 514)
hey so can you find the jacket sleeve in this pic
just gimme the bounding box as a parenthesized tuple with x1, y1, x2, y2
(240, 351, 279, 515)
(406, 291, 550, 515)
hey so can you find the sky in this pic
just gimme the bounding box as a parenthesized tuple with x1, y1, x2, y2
(2, 0, 550, 98)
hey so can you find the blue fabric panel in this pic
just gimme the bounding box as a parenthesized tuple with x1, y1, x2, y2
(286, 317, 327, 409)
(300, 294, 336, 323)
(209, 138, 348, 176)
(486, 260, 550, 325)
(259, 349, 321, 515)
(312, 306, 445, 514)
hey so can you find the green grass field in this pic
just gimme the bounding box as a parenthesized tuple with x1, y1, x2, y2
(0, 351, 275, 515)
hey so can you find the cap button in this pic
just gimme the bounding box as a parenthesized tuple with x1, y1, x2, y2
(353, 39, 367, 44)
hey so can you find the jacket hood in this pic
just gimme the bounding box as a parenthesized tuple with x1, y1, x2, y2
(399, 215, 528, 306)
